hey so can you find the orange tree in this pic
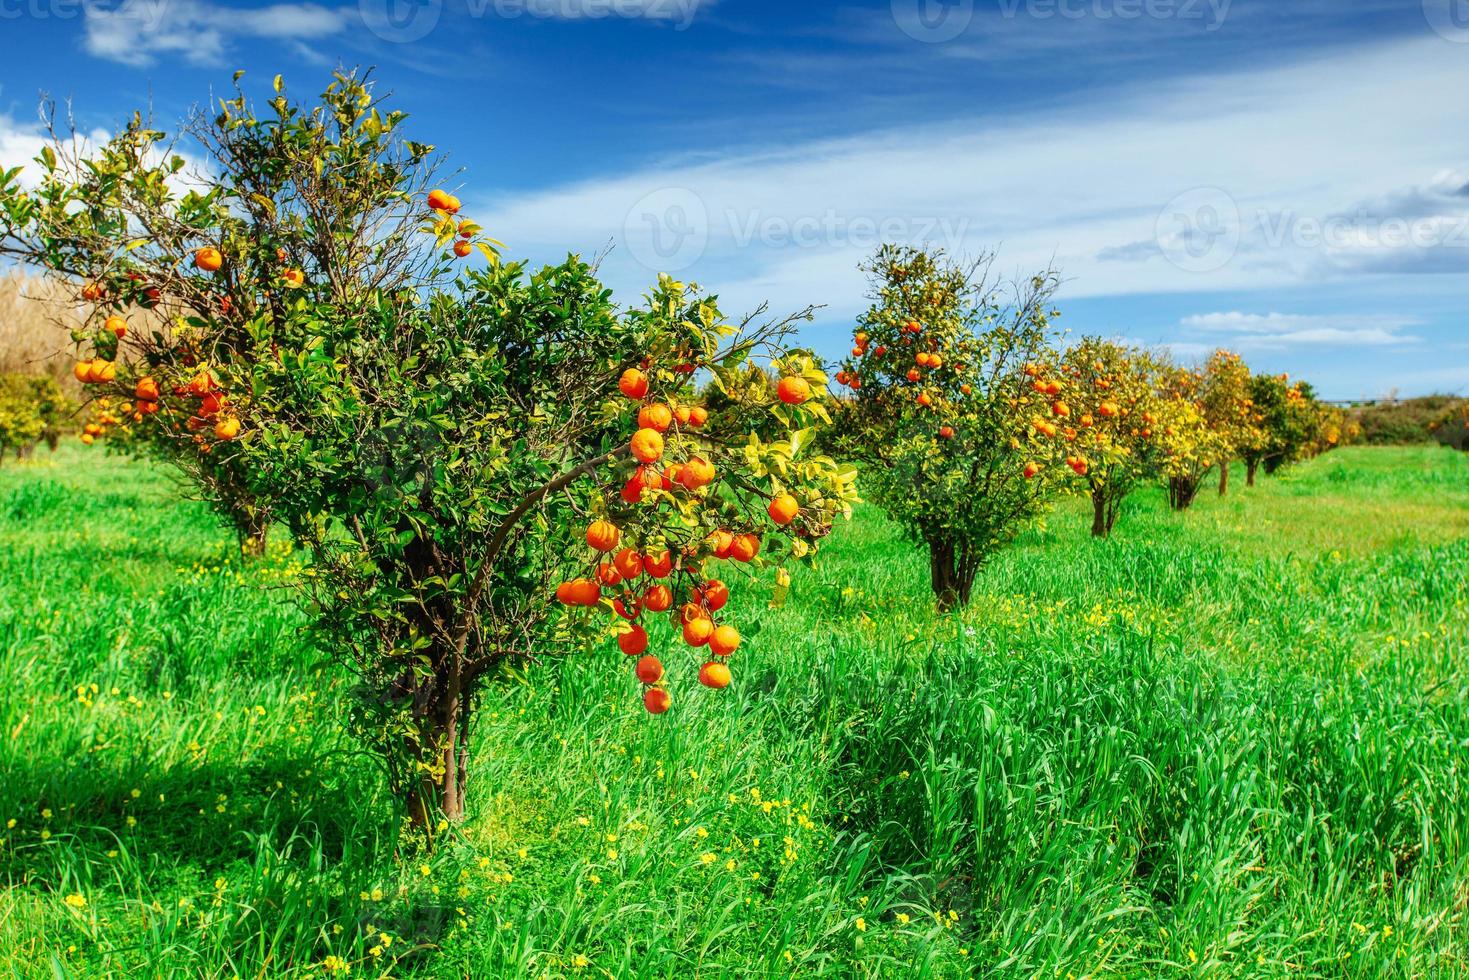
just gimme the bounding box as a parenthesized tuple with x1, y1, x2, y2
(1053, 338, 1167, 538)
(1246, 373, 1322, 477)
(0, 73, 855, 828)
(0, 71, 482, 555)
(832, 245, 1070, 610)
(1199, 349, 1256, 496)
(1153, 363, 1229, 510)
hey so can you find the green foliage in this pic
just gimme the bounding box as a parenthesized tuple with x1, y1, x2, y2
(833, 245, 1069, 608)
(0, 374, 72, 462)
(3, 445, 1467, 976)
(1354, 394, 1462, 446)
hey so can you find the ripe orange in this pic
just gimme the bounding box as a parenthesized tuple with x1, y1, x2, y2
(80, 433, 94, 445)
(679, 456, 716, 491)
(1098, 402, 1120, 418)
(199, 392, 228, 417)
(619, 625, 650, 658)
(556, 581, 577, 605)
(682, 617, 714, 647)
(104, 314, 128, 338)
(917, 392, 933, 407)
(427, 189, 460, 213)
(73, 361, 92, 384)
(1052, 401, 1070, 417)
(136, 400, 159, 416)
(729, 533, 760, 562)
(81, 282, 104, 302)
(570, 578, 601, 606)
(643, 688, 671, 714)
(768, 493, 799, 526)
(906, 368, 921, 383)
(1023, 461, 1040, 479)
(673, 405, 692, 426)
(194, 247, 223, 272)
(643, 550, 673, 579)
(613, 548, 643, 580)
(960, 383, 972, 395)
(687, 406, 708, 427)
(453, 241, 472, 258)
(696, 579, 729, 612)
(630, 428, 664, 463)
(635, 655, 664, 685)
(916, 352, 932, 367)
(613, 594, 642, 620)
(776, 376, 811, 405)
(135, 377, 160, 402)
(938, 426, 955, 439)
(928, 353, 943, 369)
(214, 417, 241, 441)
(642, 584, 673, 612)
(708, 625, 740, 657)
(92, 360, 117, 384)
(698, 662, 732, 689)
(706, 529, 734, 559)
(586, 520, 621, 553)
(619, 368, 648, 400)
(638, 403, 673, 433)
(596, 562, 622, 586)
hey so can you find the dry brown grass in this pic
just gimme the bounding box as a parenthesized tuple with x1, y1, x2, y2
(0, 270, 82, 392)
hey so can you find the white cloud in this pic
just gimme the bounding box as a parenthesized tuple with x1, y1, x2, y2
(500, 0, 717, 28)
(83, 0, 349, 67)
(1178, 312, 1422, 350)
(475, 33, 1469, 321)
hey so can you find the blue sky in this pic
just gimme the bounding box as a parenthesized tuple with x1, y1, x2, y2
(2, 0, 1468, 399)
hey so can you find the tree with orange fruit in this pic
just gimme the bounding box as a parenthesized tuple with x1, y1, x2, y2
(0, 72, 854, 831)
(833, 245, 1069, 609)
(1052, 338, 1168, 538)
(1152, 363, 1230, 510)
(1198, 349, 1256, 497)
(0, 70, 499, 556)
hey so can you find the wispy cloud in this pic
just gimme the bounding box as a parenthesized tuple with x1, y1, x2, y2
(1178, 311, 1422, 349)
(83, 0, 350, 67)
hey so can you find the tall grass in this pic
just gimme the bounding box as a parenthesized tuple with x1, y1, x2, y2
(1, 444, 1466, 977)
(0, 271, 81, 391)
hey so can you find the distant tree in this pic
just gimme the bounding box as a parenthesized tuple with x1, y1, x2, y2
(1199, 350, 1255, 496)
(833, 245, 1070, 609)
(1154, 364, 1229, 511)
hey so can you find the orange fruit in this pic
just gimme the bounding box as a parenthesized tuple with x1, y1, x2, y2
(81, 282, 104, 302)
(776, 376, 811, 405)
(199, 392, 227, 417)
(73, 361, 92, 384)
(638, 403, 673, 432)
(453, 241, 472, 258)
(1023, 462, 1040, 479)
(699, 661, 732, 689)
(613, 594, 642, 620)
(586, 519, 621, 553)
(642, 584, 673, 612)
(729, 534, 759, 562)
(643, 550, 673, 578)
(688, 406, 708, 427)
(938, 426, 955, 439)
(682, 617, 714, 647)
(635, 655, 664, 685)
(708, 625, 740, 657)
(93, 360, 116, 384)
(706, 529, 734, 559)
(596, 562, 622, 587)
(696, 579, 729, 612)
(214, 417, 241, 441)
(630, 428, 664, 463)
(427, 189, 460, 213)
(135, 377, 159, 401)
(680, 456, 716, 491)
(80, 433, 94, 445)
(570, 578, 601, 606)
(619, 368, 649, 399)
(1052, 401, 1070, 417)
(619, 624, 649, 656)
(768, 493, 799, 525)
(194, 247, 223, 272)
(105, 314, 128, 338)
(643, 688, 671, 714)
(613, 548, 643, 580)
(916, 392, 933, 407)
(906, 368, 922, 383)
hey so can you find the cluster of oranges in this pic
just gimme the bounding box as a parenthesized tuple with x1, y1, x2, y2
(553, 364, 816, 714)
(839, 319, 970, 439)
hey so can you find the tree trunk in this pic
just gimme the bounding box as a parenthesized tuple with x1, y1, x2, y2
(231, 507, 271, 558)
(1218, 459, 1230, 496)
(1168, 476, 1201, 511)
(406, 677, 468, 830)
(1246, 458, 1258, 487)
(928, 538, 977, 612)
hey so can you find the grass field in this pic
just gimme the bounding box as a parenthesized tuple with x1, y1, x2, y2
(1, 444, 1467, 978)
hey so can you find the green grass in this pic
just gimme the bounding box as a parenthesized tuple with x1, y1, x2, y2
(1, 444, 1467, 978)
